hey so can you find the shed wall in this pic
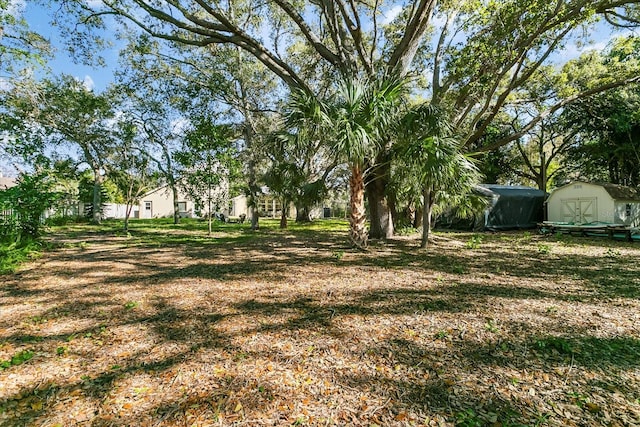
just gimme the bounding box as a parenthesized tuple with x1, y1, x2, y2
(547, 183, 615, 223)
(614, 201, 640, 227)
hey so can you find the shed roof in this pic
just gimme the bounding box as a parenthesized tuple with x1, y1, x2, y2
(476, 184, 546, 198)
(552, 181, 640, 201)
(598, 182, 640, 201)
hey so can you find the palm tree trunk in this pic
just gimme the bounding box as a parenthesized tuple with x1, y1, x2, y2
(280, 198, 288, 229)
(124, 203, 131, 232)
(349, 164, 368, 249)
(420, 187, 434, 249)
(366, 153, 394, 239)
(295, 204, 312, 222)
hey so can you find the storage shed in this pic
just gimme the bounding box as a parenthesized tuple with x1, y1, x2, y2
(546, 181, 640, 227)
(437, 184, 546, 231)
(478, 184, 546, 230)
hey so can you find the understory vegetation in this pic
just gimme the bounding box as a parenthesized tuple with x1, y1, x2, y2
(1, 220, 638, 426)
(0, 239, 44, 274)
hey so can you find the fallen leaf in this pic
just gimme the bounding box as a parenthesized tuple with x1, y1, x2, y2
(585, 402, 601, 413)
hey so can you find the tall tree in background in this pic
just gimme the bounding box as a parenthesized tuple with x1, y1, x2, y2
(50, 0, 640, 239)
(116, 31, 279, 230)
(562, 37, 640, 186)
(111, 70, 186, 225)
(1, 75, 116, 223)
(109, 119, 157, 232)
(176, 118, 239, 236)
(485, 35, 640, 189)
(565, 85, 640, 186)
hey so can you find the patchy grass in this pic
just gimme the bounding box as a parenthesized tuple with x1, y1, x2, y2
(0, 220, 639, 426)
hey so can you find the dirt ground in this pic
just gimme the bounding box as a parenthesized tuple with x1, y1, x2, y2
(1, 225, 639, 426)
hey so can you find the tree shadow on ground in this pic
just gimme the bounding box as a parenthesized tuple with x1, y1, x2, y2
(1, 226, 639, 425)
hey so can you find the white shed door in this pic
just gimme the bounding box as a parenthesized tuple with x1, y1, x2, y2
(561, 198, 597, 224)
(142, 201, 153, 218)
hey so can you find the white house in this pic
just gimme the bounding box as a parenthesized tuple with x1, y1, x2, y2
(546, 181, 640, 226)
(229, 194, 294, 219)
(135, 185, 198, 219)
(228, 193, 334, 221)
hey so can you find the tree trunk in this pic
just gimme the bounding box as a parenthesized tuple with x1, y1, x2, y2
(91, 168, 103, 224)
(349, 164, 368, 249)
(420, 187, 434, 249)
(295, 204, 312, 222)
(280, 199, 288, 229)
(207, 196, 212, 236)
(414, 205, 423, 229)
(389, 190, 399, 231)
(171, 182, 180, 225)
(539, 147, 547, 192)
(366, 156, 393, 239)
(124, 203, 132, 232)
(245, 132, 260, 230)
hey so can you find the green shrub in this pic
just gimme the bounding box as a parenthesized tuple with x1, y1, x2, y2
(0, 239, 43, 274)
(0, 172, 60, 241)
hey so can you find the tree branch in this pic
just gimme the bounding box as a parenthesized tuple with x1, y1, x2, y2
(472, 77, 640, 153)
(270, 0, 342, 67)
(387, 0, 437, 76)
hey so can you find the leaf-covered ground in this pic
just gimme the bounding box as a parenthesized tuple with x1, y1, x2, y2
(1, 220, 639, 426)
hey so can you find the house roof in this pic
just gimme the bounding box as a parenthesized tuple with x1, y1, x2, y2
(0, 177, 17, 190)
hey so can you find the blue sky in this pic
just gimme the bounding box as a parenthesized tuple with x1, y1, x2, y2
(23, 3, 120, 91)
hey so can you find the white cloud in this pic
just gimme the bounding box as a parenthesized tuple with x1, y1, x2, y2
(0, 78, 12, 91)
(559, 28, 635, 61)
(82, 75, 95, 90)
(85, 0, 105, 7)
(560, 40, 608, 61)
(170, 117, 191, 135)
(5, 0, 26, 15)
(381, 5, 403, 25)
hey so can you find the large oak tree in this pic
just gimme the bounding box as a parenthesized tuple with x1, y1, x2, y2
(49, 0, 640, 238)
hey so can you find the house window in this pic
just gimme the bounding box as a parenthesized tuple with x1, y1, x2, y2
(177, 201, 187, 212)
(144, 201, 152, 211)
(259, 199, 269, 213)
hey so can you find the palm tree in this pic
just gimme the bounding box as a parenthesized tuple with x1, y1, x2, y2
(397, 104, 481, 248)
(286, 77, 406, 249)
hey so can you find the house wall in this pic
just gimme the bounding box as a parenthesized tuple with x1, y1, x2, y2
(547, 182, 615, 224)
(230, 195, 298, 220)
(138, 186, 196, 219)
(230, 195, 247, 218)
